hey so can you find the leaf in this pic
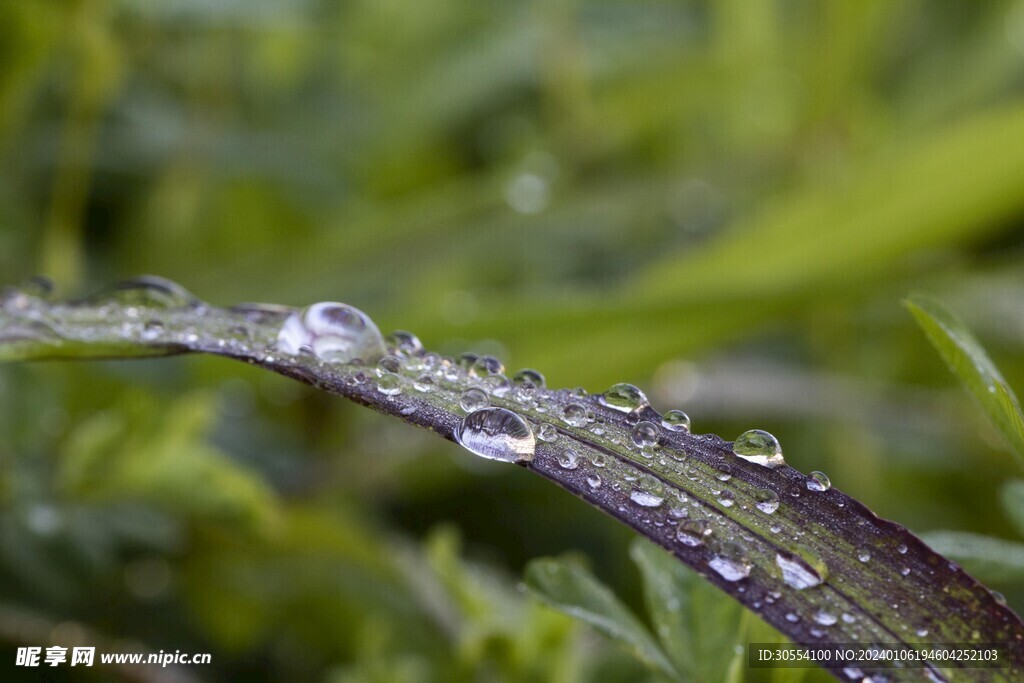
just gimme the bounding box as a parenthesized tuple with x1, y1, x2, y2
(629, 538, 742, 681)
(524, 556, 679, 681)
(1001, 480, 1024, 538)
(905, 293, 1024, 469)
(921, 531, 1024, 584)
(3, 280, 1023, 681)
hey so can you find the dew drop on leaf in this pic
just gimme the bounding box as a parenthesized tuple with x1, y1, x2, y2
(376, 373, 402, 396)
(775, 551, 826, 590)
(386, 330, 423, 356)
(562, 403, 588, 427)
(755, 488, 780, 514)
(630, 420, 660, 447)
(456, 407, 535, 463)
(459, 388, 489, 412)
(536, 423, 557, 442)
(557, 449, 579, 470)
(598, 383, 649, 413)
(807, 471, 831, 492)
(661, 409, 691, 432)
(512, 368, 545, 388)
(676, 518, 708, 546)
(586, 474, 602, 489)
(709, 554, 751, 582)
(814, 610, 837, 626)
(277, 301, 386, 363)
(89, 276, 200, 309)
(732, 429, 785, 468)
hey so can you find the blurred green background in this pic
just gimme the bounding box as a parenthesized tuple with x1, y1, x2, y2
(3, 0, 1024, 680)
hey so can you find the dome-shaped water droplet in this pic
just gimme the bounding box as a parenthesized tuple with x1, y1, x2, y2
(141, 320, 164, 341)
(676, 519, 708, 546)
(562, 404, 588, 427)
(456, 407, 535, 463)
(661, 409, 691, 432)
(716, 490, 735, 508)
(807, 471, 831, 492)
(631, 421, 660, 447)
(377, 373, 402, 396)
(512, 368, 545, 388)
(460, 388, 489, 412)
(387, 330, 423, 356)
(414, 373, 435, 392)
(480, 374, 511, 397)
(378, 355, 402, 373)
(586, 474, 602, 489)
(630, 474, 664, 507)
(775, 551, 826, 590)
(814, 611, 837, 626)
(590, 453, 607, 468)
(472, 355, 504, 377)
(513, 380, 538, 403)
(754, 489, 780, 514)
(858, 550, 871, 563)
(785, 613, 799, 623)
(897, 543, 908, 555)
(557, 448, 579, 470)
(277, 302, 386, 364)
(537, 423, 557, 442)
(709, 550, 751, 582)
(88, 276, 200, 309)
(599, 383, 649, 413)
(732, 429, 785, 468)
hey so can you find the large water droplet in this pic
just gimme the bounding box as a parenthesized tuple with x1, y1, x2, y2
(776, 551, 826, 589)
(754, 488, 780, 514)
(88, 276, 200, 309)
(631, 421, 660, 447)
(456, 408, 535, 463)
(599, 383, 649, 413)
(807, 471, 831, 492)
(732, 429, 785, 468)
(709, 555, 750, 582)
(630, 474, 664, 507)
(277, 302, 386, 363)
(661, 409, 691, 432)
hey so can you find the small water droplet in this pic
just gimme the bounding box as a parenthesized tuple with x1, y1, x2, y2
(586, 474, 602, 489)
(858, 550, 871, 563)
(513, 380, 538, 403)
(562, 404, 588, 427)
(472, 355, 504, 377)
(387, 330, 423, 356)
(814, 611, 837, 626)
(732, 429, 785, 468)
(378, 355, 402, 373)
(89, 276, 200, 309)
(807, 471, 831, 492)
(676, 519, 708, 546)
(709, 555, 750, 582)
(599, 383, 649, 413)
(512, 368, 545, 388)
(480, 374, 511, 397)
(456, 407, 535, 463)
(460, 388, 489, 412)
(785, 612, 799, 623)
(558, 448, 580, 470)
(590, 453, 607, 468)
(717, 490, 735, 508)
(377, 373, 402, 396)
(631, 421, 660, 447)
(916, 628, 929, 637)
(776, 551, 826, 589)
(900, 567, 911, 577)
(413, 373, 435, 392)
(993, 590, 1007, 606)
(841, 613, 855, 624)
(537, 423, 557, 442)
(141, 320, 164, 340)
(897, 543, 908, 554)
(661, 409, 691, 432)
(754, 489, 780, 514)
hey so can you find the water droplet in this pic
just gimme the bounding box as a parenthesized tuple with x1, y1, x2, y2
(676, 519, 708, 546)
(378, 355, 402, 373)
(900, 567, 911, 577)
(513, 380, 538, 403)
(456, 407, 535, 463)
(717, 490, 735, 508)
(89, 276, 200, 309)
(599, 383, 649, 413)
(586, 474, 602, 489)
(460, 388, 489, 412)
(775, 551, 826, 589)
(387, 330, 423, 356)
(785, 612, 799, 623)
(629, 474, 664, 508)
(377, 373, 402, 396)
(993, 591, 1007, 606)
(661, 409, 691, 432)
(841, 613, 855, 624)
(512, 368, 545, 388)
(897, 543, 908, 554)
(537, 423, 557, 442)
(141, 320, 164, 340)
(480, 374, 511, 397)
(858, 550, 871, 563)
(457, 353, 478, 371)
(590, 453, 607, 468)
(732, 429, 785, 468)
(278, 302, 386, 363)
(754, 489, 780, 514)
(472, 355, 504, 377)
(709, 555, 750, 582)
(814, 611, 837, 626)
(916, 628, 929, 637)
(557, 448, 580, 470)
(630, 421, 660, 447)
(413, 373, 435, 392)
(807, 471, 831, 492)
(562, 404, 588, 427)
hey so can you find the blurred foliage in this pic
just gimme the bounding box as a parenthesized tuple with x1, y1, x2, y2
(2, 0, 1024, 680)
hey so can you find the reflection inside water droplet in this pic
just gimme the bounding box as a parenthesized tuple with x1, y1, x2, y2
(732, 429, 785, 468)
(776, 551, 826, 590)
(807, 471, 831, 492)
(456, 408, 535, 463)
(599, 383, 649, 413)
(277, 301, 386, 364)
